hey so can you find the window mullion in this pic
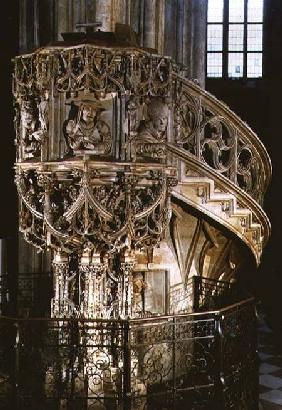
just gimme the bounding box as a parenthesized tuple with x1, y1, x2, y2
(243, 0, 248, 78)
(223, 0, 229, 78)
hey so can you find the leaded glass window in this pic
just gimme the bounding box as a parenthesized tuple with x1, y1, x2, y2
(207, 0, 263, 78)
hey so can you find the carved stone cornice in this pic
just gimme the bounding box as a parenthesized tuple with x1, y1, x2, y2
(13, 45, 174, 99)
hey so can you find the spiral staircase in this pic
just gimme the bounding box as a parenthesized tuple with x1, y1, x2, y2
(169, 76, 271, 269)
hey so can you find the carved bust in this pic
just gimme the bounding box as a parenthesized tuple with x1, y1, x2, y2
(64, 100, 111, 156)
(137, 98, 169, 143)
(134, 98, 169, 161)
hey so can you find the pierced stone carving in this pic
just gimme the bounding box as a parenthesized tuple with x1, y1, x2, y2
(13, 47, 173, 98)
(16, 164, 175, 258)
(200, 117, 236, 177)
(10, 26, 271, 410)
(13, 44, 270, 205)
(174, 78, 270, 204)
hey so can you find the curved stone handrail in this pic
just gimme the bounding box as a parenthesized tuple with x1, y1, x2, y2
(168, 143, 271, 264)
(172, 75, 272, 205)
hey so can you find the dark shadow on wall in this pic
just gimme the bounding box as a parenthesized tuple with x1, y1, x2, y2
(0, 1, 19, 238)
(0, 1, 19, 315)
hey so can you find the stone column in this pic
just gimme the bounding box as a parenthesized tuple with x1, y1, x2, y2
(130, 0, 142, 37)
(51, 251, 69, 317)
(95, 0, 113, 31)
(183, 0, 193, 78)
(143, 0, 156, 49)
(156, 0, 165, 54)
(113, 0, 128, 25)
(175, 0, 184, 64)
(191, 0, 207, 88)
(56, 0, 69, 40)
(164, 0, 177, 61)
(19, 0, 40, 53)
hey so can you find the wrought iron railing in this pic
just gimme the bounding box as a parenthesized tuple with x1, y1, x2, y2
(0, 297, 257, 410)
(169, 275, 243, 315)
(14, 272, 243, 318)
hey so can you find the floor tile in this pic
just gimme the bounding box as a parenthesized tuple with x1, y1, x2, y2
(260, 398, 282, 409)
(260, 325, 273, 334)
(260, 347, 279, 356)
(260, 375, 282, 389)
(272, 370, 282, 378)
(260, 390, 282, 406)
(260, 384, 273, 394)
(260, 352, 274, 361)
(259, 337, 274, 345)
(260, 363, 281, 374)
(267, 358, 282, 367)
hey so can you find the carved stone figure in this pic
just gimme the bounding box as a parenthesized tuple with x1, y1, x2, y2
(138, 98, 169, 142)
(132, 272, 146, 315)
(21, 99, 41, 159)
(64, 100, 112, 156)
(38, 89, 49, 132)
(134, 98, 169, 161)
(126, 98, 139, 139)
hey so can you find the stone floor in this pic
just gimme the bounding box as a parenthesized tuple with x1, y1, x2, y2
(259, 315, 282, 409)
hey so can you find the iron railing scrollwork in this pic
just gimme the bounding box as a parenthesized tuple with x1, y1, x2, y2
(169, 275, 243, 315)
(14, 272, 244, 319)
(0, 297, 257, 410)
(218, 299, 258, 410)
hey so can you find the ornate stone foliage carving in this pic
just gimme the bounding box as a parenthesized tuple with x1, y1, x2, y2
(13, 47, 173, 98)
(13, 48, 173, 163)
(13, 44, 271, 203)
(15, 165, 176, 256)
